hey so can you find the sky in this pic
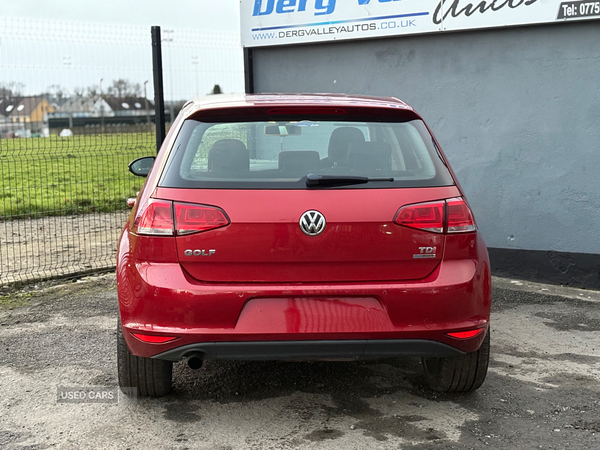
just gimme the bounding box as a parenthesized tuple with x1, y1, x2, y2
(0, 0, 240, 33)
(0, 0, 244, 99)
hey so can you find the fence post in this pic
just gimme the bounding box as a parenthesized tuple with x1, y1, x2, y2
(151, 26, 166, 153)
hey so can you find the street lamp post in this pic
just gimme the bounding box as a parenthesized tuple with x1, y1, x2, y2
(162, 30, 174, 124)
(99, 78, 105, 134)
(192, 56, 199, 98)
(62, 55, 73, 129)
(144, 80, 151, 133)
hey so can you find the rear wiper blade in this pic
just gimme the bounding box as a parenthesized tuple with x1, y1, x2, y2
(306, 173, 394, 187)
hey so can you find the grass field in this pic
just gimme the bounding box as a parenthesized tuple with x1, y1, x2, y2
(0, 133, 156, 219)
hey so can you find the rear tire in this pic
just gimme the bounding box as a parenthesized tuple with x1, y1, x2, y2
(422, 329, 490, 393)
(117, 320, 173, 397)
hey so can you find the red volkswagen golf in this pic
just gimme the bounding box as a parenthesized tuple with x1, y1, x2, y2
(117, 94, 491, 396)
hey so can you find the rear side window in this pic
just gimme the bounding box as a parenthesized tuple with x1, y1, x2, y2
(160, 119, 454, 189)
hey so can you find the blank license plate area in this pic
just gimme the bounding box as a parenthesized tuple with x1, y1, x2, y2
(235, 297, 394, 334)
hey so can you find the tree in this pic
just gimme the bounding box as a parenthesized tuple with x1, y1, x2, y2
(73, 86, 85, 98)
(44, 85, 67, 106)
(107, 79, 142, 97)
(86, 85, 100, 97)
(212, 84, 222, 95)
(0, 82, 25, 98)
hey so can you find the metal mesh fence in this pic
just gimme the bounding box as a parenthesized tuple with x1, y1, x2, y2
(0, 18, 243, 286)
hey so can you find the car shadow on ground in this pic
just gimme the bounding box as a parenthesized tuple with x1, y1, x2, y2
(172, 357, 424, 404)
(156, 358, 460, 443)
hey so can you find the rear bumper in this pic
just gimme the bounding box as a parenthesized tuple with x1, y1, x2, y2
(117, 231, 491, 360)
(153, 339, 466, 361)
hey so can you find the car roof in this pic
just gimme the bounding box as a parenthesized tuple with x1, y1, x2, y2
(181, 93, 415, 119)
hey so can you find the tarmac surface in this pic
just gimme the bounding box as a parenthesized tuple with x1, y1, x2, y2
(1, 275, 599, 449)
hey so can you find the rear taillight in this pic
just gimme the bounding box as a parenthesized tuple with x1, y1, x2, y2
(134, 199, 174, 235)
(446, 197, 477, 233)
(133, 199, 229, 236)
(175, 202, 229, 235)
(394, 201, 445, 233)
(394, 197, 476, 234)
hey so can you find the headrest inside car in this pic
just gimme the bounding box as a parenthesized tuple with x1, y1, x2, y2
(327, 127, 365, 165)
(208, 139, 250, 173)
(347, 141, 392, 172)
(279, 150, 320, 176)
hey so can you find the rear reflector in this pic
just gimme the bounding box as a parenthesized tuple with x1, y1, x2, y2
(132, 333, 178, 343)
(394, 201, 444, 233)
(394, 197, 476, 234)
(447, 329, 484, 339)
(446, 197, 477, 233)
(134, 199, 174, 236)
(175, 203, 229, 235)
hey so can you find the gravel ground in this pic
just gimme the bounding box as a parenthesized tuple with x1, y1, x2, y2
(0, 276, 599, 449)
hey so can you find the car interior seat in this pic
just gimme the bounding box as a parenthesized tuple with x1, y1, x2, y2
(321, 127, 366, 168)
(279, 150, 320, 177)
(208, 139, 250, 174)
(347, 141, 392, 173)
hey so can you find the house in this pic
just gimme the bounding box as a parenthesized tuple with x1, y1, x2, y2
(53, 96, 154, 119)
(0, 96, 55, 136)
(47, 96, 156, 134)
(102, 97, 155, 117)
(54, 95, 107, 118)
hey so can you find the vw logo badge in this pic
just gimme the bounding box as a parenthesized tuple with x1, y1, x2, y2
(299, 210, 326, 236)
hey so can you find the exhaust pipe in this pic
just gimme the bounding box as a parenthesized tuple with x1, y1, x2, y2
(186, 353, 204, 370)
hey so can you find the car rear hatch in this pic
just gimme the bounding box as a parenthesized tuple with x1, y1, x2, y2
(150, 105, 462, 284)
(154, 186, 461, 283)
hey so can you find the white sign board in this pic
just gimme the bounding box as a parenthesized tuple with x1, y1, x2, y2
(241, 0, 600, 47)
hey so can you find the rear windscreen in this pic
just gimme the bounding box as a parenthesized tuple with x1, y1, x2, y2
(159, 118, 455, 189)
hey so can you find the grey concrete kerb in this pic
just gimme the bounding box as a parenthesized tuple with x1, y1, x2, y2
(492, 276, 600, 303)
